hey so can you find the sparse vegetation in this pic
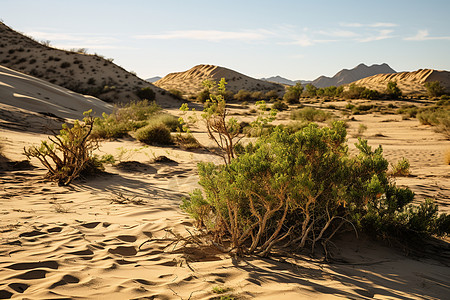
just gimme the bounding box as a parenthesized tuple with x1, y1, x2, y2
(136, 87, 156, 101)
(283, 82, 303, 104)
(135, 123, 173, 145)
(425, 81, 445, 97)
(391, 157, 411, 177)
(92, 100, 161, 139)
(385, 81, 402, 99)
(182, 123, 450, 256)
(272, 100, 288, 111)
(24, 111, 107, 185)
(291, 107, 332, 122)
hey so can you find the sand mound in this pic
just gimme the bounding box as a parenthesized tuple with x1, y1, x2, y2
(351, 69, 450, 94)
(0, 65, 112, 132)
(155, 64, 284, 97)
(0, 22, 174, 105)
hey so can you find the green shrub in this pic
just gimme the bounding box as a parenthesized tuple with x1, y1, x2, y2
(169, 89, 183, 100)
(197, 89, 210, 102)
(283, 83, 303, 104)
(385, 81, 402, 99)
(272, 100, 288, 111)
(425, 81, 445, 97)
(234, 89, 252, 102)
(173, 133, 202, 150)
(147, 114, 181, 132)
(182, 123, 450, 256)
(136, 87, 156, 101)
(391, 157, 410, 176)
(24, 111, 104, 185)
(291, 107, 332, 122)
(264, 90, 279, 100)
(92, 100, 161, 139)
(135, 123, 173, 145)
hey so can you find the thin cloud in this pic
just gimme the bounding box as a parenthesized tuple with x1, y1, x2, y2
(134, 30, 271, 42)
(317, 29, 359, 38)
(341, 22, 397, 28)
(405, 29, 450, 41)
(358, 29, 394, 42)
(25, 31, 119, 44)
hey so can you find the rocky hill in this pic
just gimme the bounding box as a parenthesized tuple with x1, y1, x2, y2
(351, 69, 450, 95)
(261, 75, 297, 86)
(0, 22, 173, 105)
(312, 63, 396, 88)
(154, 64, 284, 97)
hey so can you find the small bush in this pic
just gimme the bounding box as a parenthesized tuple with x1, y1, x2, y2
(60, 62, 71, 68)
(135, 123, 173, 145)
(291, 107, 332, 122)
(272, 100, 288, 111)
(136, 87, 156, 101)
(24, 111, 103, 185)
(173, 133, 202, 150)
(169, 89, 183, 100)
(92, 100, 161, 139)
(417, 108, 450, 139)
(425, 81, 445, 97)
(264, 90, 279, 100)
(234, 89, 252, 102)
(283, 83, 303, 104)
(385, 81, 402, 99)
(391, 157, 410, 177)
(147, 114, 181, 132)
(197, 89, 210, 102)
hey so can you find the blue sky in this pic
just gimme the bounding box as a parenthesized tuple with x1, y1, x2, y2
(2, 0, 450, 80)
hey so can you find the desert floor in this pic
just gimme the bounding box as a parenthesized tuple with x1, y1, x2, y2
(1, 101, 450, 299)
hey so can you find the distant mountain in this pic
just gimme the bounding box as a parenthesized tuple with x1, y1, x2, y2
(261, 76, 311, 86)
(0, 21, 172, 104)
(146, 76, 162, 83)
(261, 76, 296, 86)
(155, 64, 284, 96)
(351, 69, 450, 95)
(311, 63, 396, 88)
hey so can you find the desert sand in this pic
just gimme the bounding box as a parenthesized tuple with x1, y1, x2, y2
(1, 93, 450, 299)
(1, 41, 450, 298)
(351, 69, 450, 95)
(154, 64, 284, 97)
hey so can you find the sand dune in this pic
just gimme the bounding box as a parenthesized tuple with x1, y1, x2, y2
(0, 65, 112, 132)
(351, 69, 450, 94)
(155, 64, 284, 97)
(0, 22, 173, 104)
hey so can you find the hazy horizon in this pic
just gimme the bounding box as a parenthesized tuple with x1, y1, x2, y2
(2, 0, 450, 80)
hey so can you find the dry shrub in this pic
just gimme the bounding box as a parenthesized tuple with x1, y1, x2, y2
(135, 123, 173, 145)
(24, 110, 105, 185)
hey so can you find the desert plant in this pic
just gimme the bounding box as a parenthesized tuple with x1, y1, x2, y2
(173, 133, 201, 150)
(353, 123, 367, 137)
(391, 157, 410, 176)
(92, 100, 162, 139)
(291, 107, 332, 122)
(182, 123, 450, 256)
(272, 100, 288, 111)
(425, 81, 445, 97)
(304, 84, 317, 97)
(147, 114, 181, 132)
(234, 89, 252, 102)
(24, 110, 104, 185)
(135, 123, 173, 145)
(136, 87, 155, 101)
(283, 82, 303, 104)
(385, 81, 402, 99)
(264, 90, 279, 100)
(169, 89, 184, 100)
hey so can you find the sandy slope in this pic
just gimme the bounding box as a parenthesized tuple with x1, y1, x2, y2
(1, 99, 450, 298)
(351, 69, 450, 95)
(154, 64, 284, 97)
(0, 22, 172, 104)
